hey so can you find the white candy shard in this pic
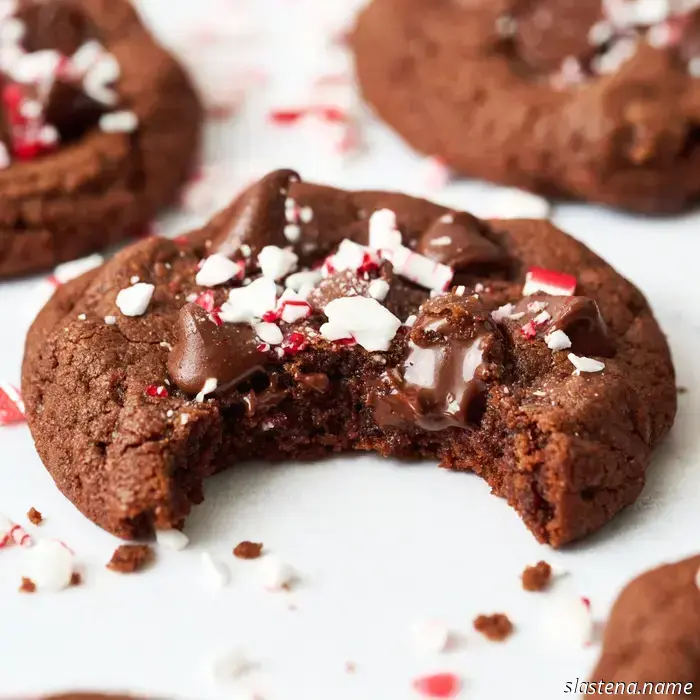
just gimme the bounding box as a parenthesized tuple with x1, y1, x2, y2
(26, 540, 74, 591)
(411, 618, 451, 654)
(116, 282, 154, 317)
(260, 556, 294, 590)
(155, 529, 190, 551)
(196, 254, 242, 287)
(368, 278, 390, 301)
(492, 187, 551, 219)
(369, 208, 402, 251)
(257, 245, 298, 280)
(568, 353, 605, 375)
(285, 269, 322, 292)
(99, 110, 138, 133)
(220, 277, 277, 323)
(322, 296, 401, 351)
(544, 596, 594, 646)
(382, 245, 453, 292)
(545, 329, 572, 351)
(254, 322, 283, 345)
(201, 552, 230, 589)
(325, 239, 370, 274)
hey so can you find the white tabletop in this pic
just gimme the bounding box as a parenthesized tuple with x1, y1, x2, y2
(1, 1, 699, 698)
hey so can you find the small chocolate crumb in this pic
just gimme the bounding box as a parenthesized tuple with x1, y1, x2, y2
(70, 571, 82, 586)
(233, 541, 263, 559)
(27, 507, 43, 525)
(677, 386, 688, 394)
(521, 560, 552, 592)
(107, 544, 154, 573)
(473, 613, 514, 641)
(19, 577, 36, 593)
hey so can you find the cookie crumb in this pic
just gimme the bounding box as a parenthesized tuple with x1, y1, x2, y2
(677, 386, 688, 394)
(473, 613, 514, 641)
(27, 507, 43, 525)
(19, 577, 36, 593)
(70, 571, 82, 586)
(522, 560, 552, 591)
(107, 544, 154, 573)
(233, 541, 263, 559)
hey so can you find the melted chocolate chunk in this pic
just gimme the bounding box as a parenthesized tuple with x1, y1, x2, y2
(512, 294, 615, 356)
(243, 378, 288, 416)
(45, 79, 106, 142)
(168, 304, 268, 395)
(18, 0, 92, 56)
(372, 294, 502, 431)
(293, 370, 330, 393)
(215, 169, 299, 258)
(418, 212, 508, 270)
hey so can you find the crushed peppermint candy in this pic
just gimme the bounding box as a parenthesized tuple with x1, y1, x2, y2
(145, 384, 169, 398)
(0, 513, 32, 548)
(523, 267, 577, 297)
(196, 254, 243, 287)
(219, 276, 277, 323)
(115, 282, 154, 317)
(368, 278, 390, 301)
(283, 223, 301, 242)
(543, 595, 594, 646)
(0, 382, 25, 425)
(491, 187, 551, 219)
(411, 619, 451, 654)
(323, 239, 375, 275)
(321, 296, 401, 352)
(568, 353, 606, 375)
(260, 556, 294, 591)
(155, 529, 189, 551)
(276, 289, 312, 323)
(285, 269, 322, 293)
(412, 672, 462, 699)
(254, 321, 283, 346)
(257, 245, 298, 280)
(380, 244, 453, 292)
(545, 329, 572, 351)
(99, 110, 138, 133)
(201, 552, 230, 590)
(196, 377, 219, 403)
(25, 539, 74, 591)
(369, 208, 402, 251)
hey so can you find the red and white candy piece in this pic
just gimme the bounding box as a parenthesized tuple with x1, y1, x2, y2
(219, 277, 277, 324)
(568, 353, 605, 375)
(275, 289, 312, 323)
(522, 267, 577, 297)
(520, 310, 552, 339)
(412, 672, 462, 699)
(382, 245, 454, 292)
(321, 296, 401, 352)
(543, 595, 594, 646)
(0, 513, 33, 548)
(369, 208, 402, 251)
(0, 381, 25, 425)
(411, 618, 451, 654)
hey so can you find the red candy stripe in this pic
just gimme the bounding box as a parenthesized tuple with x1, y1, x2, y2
(522, 266, 576, 297)
(412, 672, 462, 698)
(0, 382, 25, 426)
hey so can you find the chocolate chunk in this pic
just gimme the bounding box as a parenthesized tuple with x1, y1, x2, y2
(473, 613, 514, 642)
(215, 169, 299, 258)
(70, 571, 82, 586)
(417, 212, 507, 270)
(242, 378, 288, 417)
(511, 294, 615, 357)
(167, 303, 269, 396)
(233, 541, 263, 559)
(372, 293, 502, 431)
(45, 79, 106, 143)
(293, 370, 330, 393)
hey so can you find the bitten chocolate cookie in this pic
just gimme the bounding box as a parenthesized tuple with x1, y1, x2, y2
(588, 556, 700, 697)
(0, 0, 201, 277)
(352, 0, 700, 213)
(22, 170, 676, 547)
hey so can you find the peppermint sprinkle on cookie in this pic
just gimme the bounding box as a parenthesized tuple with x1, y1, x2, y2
(115, 282, 154, 317)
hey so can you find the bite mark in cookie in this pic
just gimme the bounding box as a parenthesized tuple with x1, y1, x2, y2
(21, 170, 676, 547)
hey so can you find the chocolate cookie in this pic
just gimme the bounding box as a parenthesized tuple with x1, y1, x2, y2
(22, 170, 676, 547)
(589, 556, 700, 696)
(352, 0, 700, 213)
(0, 0, 201, 277)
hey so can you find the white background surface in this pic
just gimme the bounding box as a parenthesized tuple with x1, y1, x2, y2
(1, 1, 699, 698)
